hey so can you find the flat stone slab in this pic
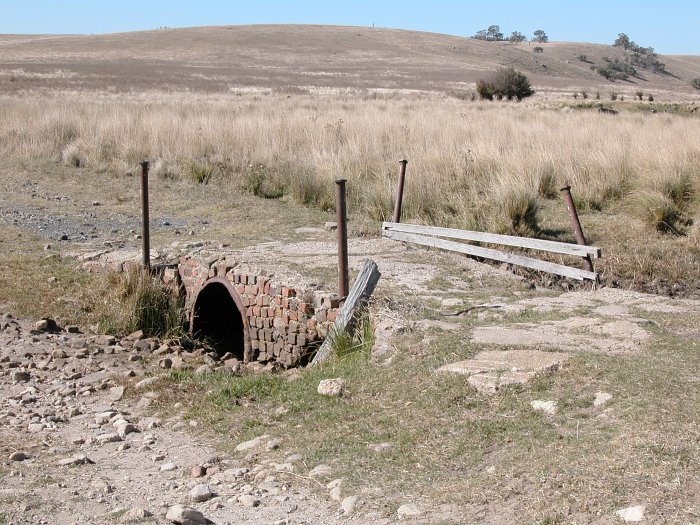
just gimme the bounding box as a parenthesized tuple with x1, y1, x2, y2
(437, 349, 568, 394)
(471, 316, 650, 354)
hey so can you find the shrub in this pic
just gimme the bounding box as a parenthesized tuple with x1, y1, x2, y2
(635, 90, 644, 101)
(581, 91, 588, 99)
(692, 78, 700, 90)
(533, 46, 544, 54)
(595, 92, 600, 99)
(476, 79, 495, 100)
(478, 68, 534, 101)
(611, 92, 618, 101)
(648, 94, 654, 102)
(577, 54, 589, 63)
(573, 92, 578, 99)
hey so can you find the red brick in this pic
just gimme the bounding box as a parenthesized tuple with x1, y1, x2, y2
(281, 287, 296, 298)
(246, 306, 254, 317)
(289, 311, 298, 321)
(236, 285, 245, 294)
(327, 310, 337, 322)
(253, 306, 261, 317)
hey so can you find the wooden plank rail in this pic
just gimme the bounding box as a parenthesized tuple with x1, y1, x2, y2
(382, 222, 601, 259)
(382, 229, 598, 281)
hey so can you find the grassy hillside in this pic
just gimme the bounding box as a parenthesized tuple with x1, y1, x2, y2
(0, 25, 699, 98)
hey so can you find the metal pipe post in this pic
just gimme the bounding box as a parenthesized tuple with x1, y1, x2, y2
(140, 160, 151, 271)
(392, 158, 408, 224)
(336, 178, 349, 299)
(560, 185, 594, 273)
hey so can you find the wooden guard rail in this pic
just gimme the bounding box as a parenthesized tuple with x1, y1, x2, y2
(381, 222, 600, 281)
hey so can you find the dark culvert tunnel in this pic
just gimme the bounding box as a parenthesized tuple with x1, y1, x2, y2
(191, 280, 246, 359)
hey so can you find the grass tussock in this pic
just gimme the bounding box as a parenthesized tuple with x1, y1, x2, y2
(1, 92, 698, 237)
(98, 266, 185, 337)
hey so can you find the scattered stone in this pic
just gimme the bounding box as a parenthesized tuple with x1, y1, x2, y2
(95, 411, 118, 425)
(121, 508, 152, 522)
(165, 504, 207, 525)
(238, 494, 260, 508)
(160, 462, 177, 472)
(95, 433, 123, 445)
(35, 319, 50, 331)
(329, 486, 342, 501)
(368, 442, 393, 453)
(235, 435, 269, 452)
(9, 451, 28, 462)
(194, 364, 213, 375)
(191, 465, 207, 478)
(309, 464, 334, 479)
(135, 377, 160, 389)
(340, 495, 359, 516)
(109, 386, 125, 401)
(317, 378, 345, 397)
(397, 503, 423, 519)
(190, 484, 213, 503)
(324, 222, 338, 231)
(615, 505, 646, 522)
(58, 454, 94, 466)
(530, 400, 558, 415)
(115, 422, 139, 436)
(52, 349, 68, 358)
(594, 391, 613, 407)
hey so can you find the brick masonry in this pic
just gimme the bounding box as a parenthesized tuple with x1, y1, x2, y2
(168, 255, 341, 368)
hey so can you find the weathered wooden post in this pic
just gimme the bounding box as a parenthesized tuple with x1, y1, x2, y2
(336, 179, 349, 299)
(392, 158, 408, 224)
(310, 259, 381, 366)
(560, 185, 594, 273)
(140, 160, 151, 271)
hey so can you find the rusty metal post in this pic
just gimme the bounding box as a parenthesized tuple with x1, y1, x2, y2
(140, 160, 151, 271)
(392, 158, 408, 224)
(336, 178, 349, 299)
(560, 185, 594, 273)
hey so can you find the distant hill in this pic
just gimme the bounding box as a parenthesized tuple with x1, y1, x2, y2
(1, 25, 699, 99)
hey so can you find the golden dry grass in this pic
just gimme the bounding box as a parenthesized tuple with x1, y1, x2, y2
(1, 91, 698, 222)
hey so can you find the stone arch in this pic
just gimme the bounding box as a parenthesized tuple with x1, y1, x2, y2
(190, 277, 249, 360)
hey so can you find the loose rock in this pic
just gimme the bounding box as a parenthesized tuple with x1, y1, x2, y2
(615, 505, 646, 522)
(190, 483, 213, 503)
(165, 504, 207, 525)
(317, 378, 345, 396)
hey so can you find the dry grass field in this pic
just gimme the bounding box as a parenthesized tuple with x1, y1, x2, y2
(1, 25, 700, 524)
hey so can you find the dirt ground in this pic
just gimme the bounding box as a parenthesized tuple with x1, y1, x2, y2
(1, 161, 700, 524)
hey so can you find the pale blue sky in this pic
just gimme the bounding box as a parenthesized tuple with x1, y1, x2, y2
(2, 0, 698, 54)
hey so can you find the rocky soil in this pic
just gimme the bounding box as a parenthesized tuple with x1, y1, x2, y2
(0, 315, 364, 525)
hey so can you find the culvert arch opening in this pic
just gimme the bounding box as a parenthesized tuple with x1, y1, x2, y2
(191, 278, 246, 359)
